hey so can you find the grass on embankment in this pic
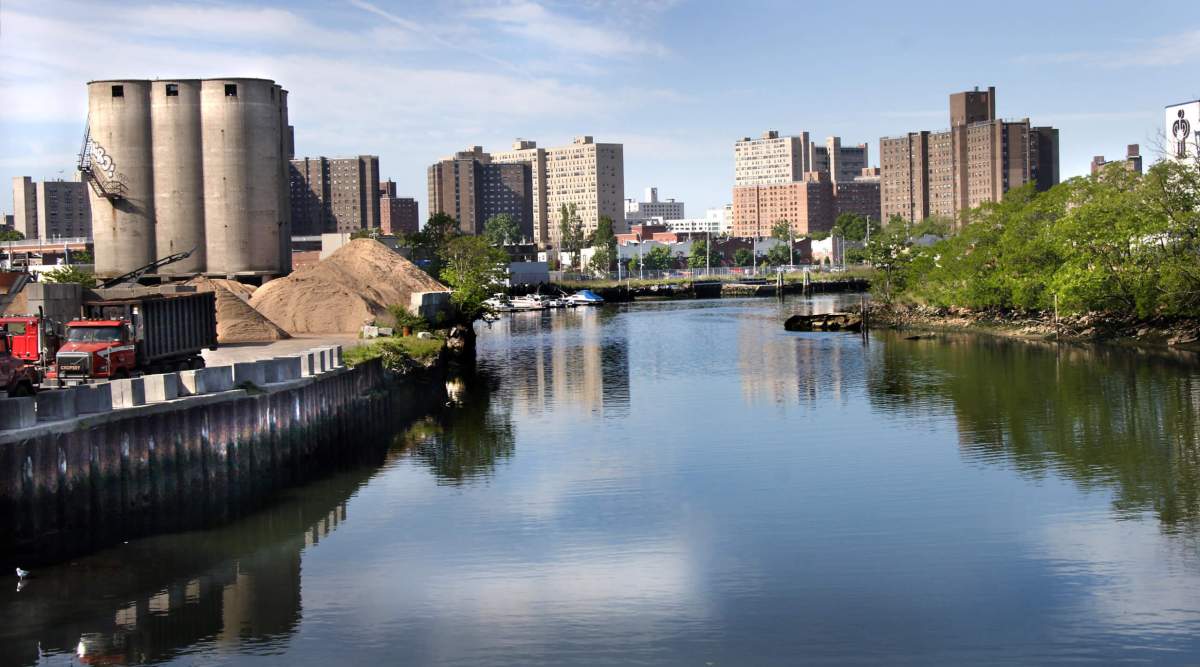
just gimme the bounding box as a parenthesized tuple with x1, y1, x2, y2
(344, 336, 445, 368)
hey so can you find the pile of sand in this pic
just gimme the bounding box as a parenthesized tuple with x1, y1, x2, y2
(250, 239, 448, 334)
(186, 277, 291, 343)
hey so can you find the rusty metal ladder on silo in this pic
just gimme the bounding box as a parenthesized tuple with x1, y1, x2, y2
(77, 122, 127, 201)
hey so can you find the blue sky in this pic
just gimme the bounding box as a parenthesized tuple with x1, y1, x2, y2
(0, 0, 1191, 218)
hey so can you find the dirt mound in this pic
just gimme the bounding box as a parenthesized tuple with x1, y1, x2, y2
(250, 239, 448, 334)
(186, 277, 291, 343)
(209, 278, 257, 301)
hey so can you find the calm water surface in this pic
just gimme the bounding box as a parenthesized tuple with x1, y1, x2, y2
(5, 296, 1200, 665)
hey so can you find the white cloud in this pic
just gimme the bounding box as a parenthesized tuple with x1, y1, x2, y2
(465, 0, 669, 58)
(1018, 29, 1200, 68)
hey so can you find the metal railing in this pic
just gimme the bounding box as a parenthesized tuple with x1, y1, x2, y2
(552, 265, 848, 282)
(0, 237, 91, 249)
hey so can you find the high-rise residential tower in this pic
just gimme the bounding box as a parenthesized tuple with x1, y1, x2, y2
(427, 147, 533, 238)
(880, 86, 1060, 223)
(288, 155, 380, 235)
(493, 136, 625, 247)
(733, 131, 877, 236)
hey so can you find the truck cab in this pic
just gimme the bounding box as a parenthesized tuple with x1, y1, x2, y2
(0, 324, 40, 396)
(49, 319, 137, 384)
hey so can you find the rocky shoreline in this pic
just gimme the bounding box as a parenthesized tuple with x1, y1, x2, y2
(866, 302, 1200, 351)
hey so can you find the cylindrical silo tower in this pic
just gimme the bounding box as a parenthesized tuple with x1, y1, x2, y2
(150, 79, 206, 274)
(276, 85, 293, 275)
(201, 78, 284, 276)
(87, 80, 156, 277)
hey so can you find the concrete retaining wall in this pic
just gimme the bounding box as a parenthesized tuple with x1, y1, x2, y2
(0, 344, 441, 566)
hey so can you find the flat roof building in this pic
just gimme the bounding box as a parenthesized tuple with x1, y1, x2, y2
(880, 86, 1059, 223)
(733, 172, 835, 238)
(289, 155, 380, 235)
(493, 136, 624, 247)
(625, 187, 685, 223)
(378, 180, 419, 235)
(428, 147, 533, 238)
(1091, 144, 1143, 176)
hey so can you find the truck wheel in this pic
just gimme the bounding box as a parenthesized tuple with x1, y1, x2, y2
(8, 382, 33, 398)
(113, 369, 130, 380)
(191, 357, 206, 370)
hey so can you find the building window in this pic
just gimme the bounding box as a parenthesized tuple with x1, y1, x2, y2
(111, 85, 124, 97)
(166, 83, 179, 96)
(225, 84, 238, 97)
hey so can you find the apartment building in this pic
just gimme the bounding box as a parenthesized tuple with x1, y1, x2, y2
(427, 146, 533, 237)
(11, 176, 92, 239)
(733, 131, 877, 236)
(491, 140, 548, 243)
(834, 168, 882, 222)
(543, 136, 625, 245)
(625, 187, 685, 222)
(732, 172, 835, 238)
(486, 136, 625, 247)
(289, 155, 380, 235)
(1091, 144, 1144, 176)
(880, 86, 1060, 223)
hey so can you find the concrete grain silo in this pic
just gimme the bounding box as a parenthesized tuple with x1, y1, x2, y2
(150, 79, 206, 274)
(276, 85, 293, 274)
(86, 80, 156, 277)
(201, 78, 285, 276)
(84, 76, 292, 281)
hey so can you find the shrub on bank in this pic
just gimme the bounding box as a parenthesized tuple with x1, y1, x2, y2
(345, 336, 445, 371)
(881, 159, 1200, 319)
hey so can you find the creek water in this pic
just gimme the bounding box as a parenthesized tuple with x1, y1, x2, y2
(4, 295, 1200, 665)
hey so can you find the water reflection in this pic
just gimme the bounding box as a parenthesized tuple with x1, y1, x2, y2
(9, 300, 1200, 665)
(868, 332, 1200, 532)
(481, 307, 630, 418)
(0, 370, 510, 667)
(0, 467, 355, 666)
(396, 371, 516, 485)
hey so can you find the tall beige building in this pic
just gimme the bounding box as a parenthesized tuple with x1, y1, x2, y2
(733, 131, 876, 236)
(880, 86, 1059, 223)
(735, 131, 868, 186)
(12, 177, 37, 238)
(493, 136, 624, 247)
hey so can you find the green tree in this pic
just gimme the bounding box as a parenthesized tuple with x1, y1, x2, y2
(41, 265, 96, 288)
(834, 213, 881, 243)
(636, 245, 675, 271)
(766, 243, 791, 266)
(351, 227, 380, 240)
(0, 230, 25, 242)
(770, 219, 796, 266)
(438, 235, 509, 321)
(862, 222, 914, 302)
(588, 215, 617, 273)
(558, 203, 584, 268)
(733, 247, 754, 267)
(688, 238, 717, 269)
(483, 213, 521, 246)
(413, 213, 460, 278)
(69, 249, 94, 264)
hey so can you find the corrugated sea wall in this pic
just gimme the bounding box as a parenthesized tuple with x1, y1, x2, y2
(0, 358, 443, 566)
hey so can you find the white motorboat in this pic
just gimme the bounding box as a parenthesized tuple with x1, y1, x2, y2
(510, 295, 547, 310)
(565, 289, 605, 305)
(484, 293, 517, 312)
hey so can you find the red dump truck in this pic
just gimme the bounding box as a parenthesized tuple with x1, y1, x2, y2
(0, 316, 42, 396)
(47, 291, 217, 385)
